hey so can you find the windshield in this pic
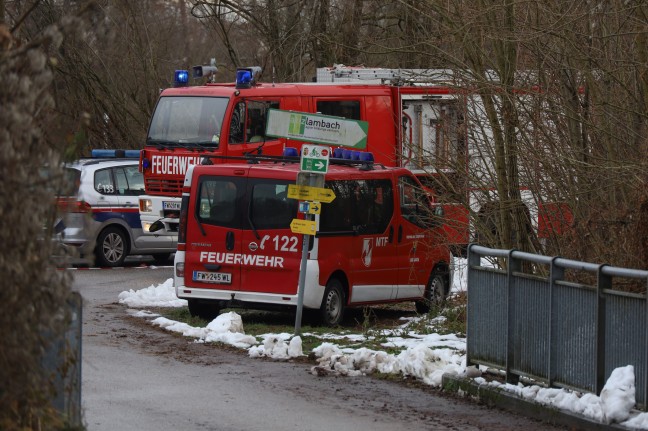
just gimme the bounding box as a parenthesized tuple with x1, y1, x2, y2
(147, 96, 229, 148)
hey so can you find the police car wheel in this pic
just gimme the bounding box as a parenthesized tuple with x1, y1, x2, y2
(320, 279, 345, 326)
(95, 226, 129, 267)
(415, 270, 447, 314)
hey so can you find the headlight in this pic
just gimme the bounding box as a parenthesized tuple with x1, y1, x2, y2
(140, 198, 152, 213)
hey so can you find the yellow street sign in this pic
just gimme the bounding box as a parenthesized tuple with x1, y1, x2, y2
(290, 218, 317, 235)
(287, 184, 336, 203)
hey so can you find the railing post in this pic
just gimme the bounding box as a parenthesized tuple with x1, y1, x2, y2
(596, 264, 611, 395)
(466, 243, 480, 367)
(548, 256, 563, 387)
(506, 249, 520, 385)
(644, 274, 648, 408)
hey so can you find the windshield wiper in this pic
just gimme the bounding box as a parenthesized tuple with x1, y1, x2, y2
(191, 141, 219, 149)
(146, 139, 179, 149)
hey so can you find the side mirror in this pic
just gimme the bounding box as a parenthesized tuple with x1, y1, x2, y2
(149, 220, 165, 233)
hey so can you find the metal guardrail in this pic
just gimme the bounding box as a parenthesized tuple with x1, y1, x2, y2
(466, 244, 648, 409)
(43, 292, 82, 426)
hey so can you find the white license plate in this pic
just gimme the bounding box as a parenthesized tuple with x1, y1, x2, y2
(193, 270, 232, 284)
(163, 201, 181, 210)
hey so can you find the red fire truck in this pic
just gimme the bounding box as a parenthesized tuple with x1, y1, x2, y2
(138, 64, 470, 254)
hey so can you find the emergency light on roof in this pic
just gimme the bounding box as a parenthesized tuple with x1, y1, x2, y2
(91, 149, 140, 159)
(333, 148, 374, 162)
(174, 70, 189, 87)
(235, 66, 262, 89)
(283, 147, 299, 157)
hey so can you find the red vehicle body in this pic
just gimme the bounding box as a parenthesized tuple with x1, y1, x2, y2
(174, 157, 451, 325)
(137, 66, 470, 254)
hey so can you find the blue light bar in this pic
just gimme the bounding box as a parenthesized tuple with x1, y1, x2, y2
(174, 70, 189, 87)
(359, 152, 374, 162)
(283, 147, 299, 157)
(91, 149, 140, 159)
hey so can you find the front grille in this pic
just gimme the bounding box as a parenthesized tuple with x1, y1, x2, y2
(163, 209, 180, 219)
(145, 177, 183, 196)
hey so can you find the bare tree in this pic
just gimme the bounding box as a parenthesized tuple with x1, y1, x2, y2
(0, 3, 93, 428)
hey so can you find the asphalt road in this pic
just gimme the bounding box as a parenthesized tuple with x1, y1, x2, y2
(73, 265, 568, 431)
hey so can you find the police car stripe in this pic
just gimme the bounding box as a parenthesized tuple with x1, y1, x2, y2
(90, 207, 139, 213)
(60, 264, 173, 270)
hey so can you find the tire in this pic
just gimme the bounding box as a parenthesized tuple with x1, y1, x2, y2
(415, 270, 448, 314)
(95, 226, 129, 267)
(151, 253, 171, 264)
(319, 278, 346, 326)
(187, 299, 220, 321)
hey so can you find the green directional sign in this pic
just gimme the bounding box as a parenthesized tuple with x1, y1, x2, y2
(300, 144, 330, 174)
(266, 109, 368, 149)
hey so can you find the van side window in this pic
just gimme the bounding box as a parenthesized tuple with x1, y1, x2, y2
(250, 181, 297, 229)
(320, 179, 393, 234)
(399, 175, 431, 229)
(315, 100, 361, 120)
(197, 178, 240, 228)
(229, 100, 280, 145)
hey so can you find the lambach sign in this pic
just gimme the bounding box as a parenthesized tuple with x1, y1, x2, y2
(265, 109, 368, 149)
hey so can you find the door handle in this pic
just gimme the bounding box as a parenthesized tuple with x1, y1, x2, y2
(226, 231, 235, 251)
(398, 225, 403, 243)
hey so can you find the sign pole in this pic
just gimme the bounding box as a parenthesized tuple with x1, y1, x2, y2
(294, 173, 317, 335)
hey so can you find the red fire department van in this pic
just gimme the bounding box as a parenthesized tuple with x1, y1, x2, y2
(173, 151, 451, 325)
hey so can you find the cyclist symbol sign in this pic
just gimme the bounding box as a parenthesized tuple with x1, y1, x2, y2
(300, 144, 330, 174)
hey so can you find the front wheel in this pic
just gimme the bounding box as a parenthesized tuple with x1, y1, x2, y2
(319, 278, 346, 326)
(415, 270, 448, 314)
(95, 226, 129, 267)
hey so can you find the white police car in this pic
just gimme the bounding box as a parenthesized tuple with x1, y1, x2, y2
(57, 150, 176, 267)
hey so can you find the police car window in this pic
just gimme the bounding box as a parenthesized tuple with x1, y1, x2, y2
(94, 168, 115, 195)
(320, 179, 393, 234)
(399, 175, 430, 229)
(197, 178, 240, 228)
(315, 100, 361, 120)
(124, 166, 145, 195)
(114, 166, 145, 196)
(249, 181, 297, 230)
